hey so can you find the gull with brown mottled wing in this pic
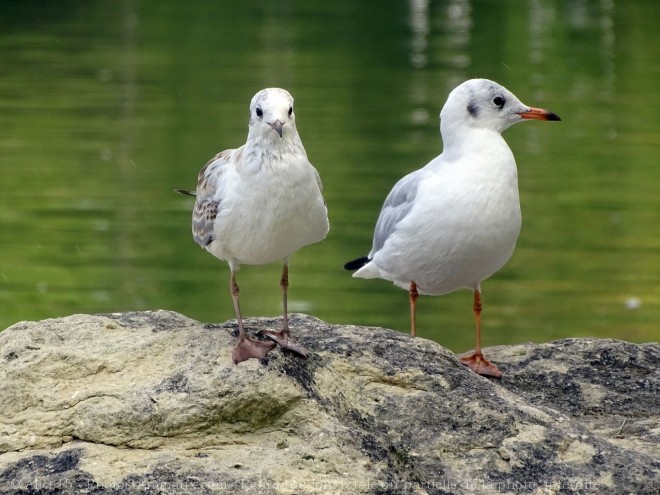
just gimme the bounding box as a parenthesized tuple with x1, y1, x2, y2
(179, 88, 329, 364)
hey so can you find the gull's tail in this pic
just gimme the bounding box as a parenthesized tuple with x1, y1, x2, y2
(344, 256, 371, 271)
(175, 189, 196, 197)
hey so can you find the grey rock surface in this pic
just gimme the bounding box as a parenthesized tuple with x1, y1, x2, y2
(0, 310, 658, 494)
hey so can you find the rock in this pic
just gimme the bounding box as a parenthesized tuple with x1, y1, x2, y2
(0, 310, 658, 495)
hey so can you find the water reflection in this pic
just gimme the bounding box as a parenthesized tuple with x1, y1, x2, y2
(442, 0, 472, 77)
(409, 0, 430, 69)
(0, 0, 658, 350)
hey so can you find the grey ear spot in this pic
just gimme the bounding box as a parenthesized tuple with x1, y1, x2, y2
(467, 101, 479, 117)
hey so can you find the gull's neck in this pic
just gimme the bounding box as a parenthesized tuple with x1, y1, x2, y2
(441, 118, 503, 146)
(430, 125, 517, 183)
(439, 124, 510, 159)
(244, 132, 307, 168)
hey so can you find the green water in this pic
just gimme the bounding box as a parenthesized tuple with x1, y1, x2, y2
(1, 0, 658, 351)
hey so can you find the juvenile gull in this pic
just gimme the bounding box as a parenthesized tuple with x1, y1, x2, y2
(345, 79, 560, 378)
(180, 88, 329, 364)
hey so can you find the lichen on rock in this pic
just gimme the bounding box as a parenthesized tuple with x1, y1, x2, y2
(0, 311, 658, 494)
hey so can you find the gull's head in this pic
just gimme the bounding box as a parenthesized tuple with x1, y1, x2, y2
(440, 79, 560, 138)
(248, 88, 297, 141)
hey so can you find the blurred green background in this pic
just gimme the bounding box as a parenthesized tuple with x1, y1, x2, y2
(1, 0, 658, 351)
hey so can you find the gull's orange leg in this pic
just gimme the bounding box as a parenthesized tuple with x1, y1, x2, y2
(409, 281, 419, 337)
(459, 290, 502, 378)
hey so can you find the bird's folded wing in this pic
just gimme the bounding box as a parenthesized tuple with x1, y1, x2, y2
(371, 171, 422, 256)
(192, 149, 234, 248)
(310, 163, 329, 206)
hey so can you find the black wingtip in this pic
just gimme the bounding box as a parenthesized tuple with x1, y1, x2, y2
(175, 189, 196, 197)
(344, 256, 371, 271)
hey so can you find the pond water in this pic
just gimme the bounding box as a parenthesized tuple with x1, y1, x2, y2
(1, 0, 658, 351)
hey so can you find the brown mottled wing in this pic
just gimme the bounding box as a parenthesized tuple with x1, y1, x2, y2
(191, 149, 233, 248)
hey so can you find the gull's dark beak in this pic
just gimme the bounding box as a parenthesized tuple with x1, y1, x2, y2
(269, 120, 284, 138)
(518, 107, 561, 121)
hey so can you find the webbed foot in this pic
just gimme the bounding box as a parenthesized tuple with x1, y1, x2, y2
(459, 351, 502, 378)
(262, 329, 309, 358)
(232, 336, 276, 364)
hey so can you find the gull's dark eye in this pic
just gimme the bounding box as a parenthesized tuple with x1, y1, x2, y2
(288, 106, 293, 117)
(256, 107, 263, 118)
(493, 96, 505, 109)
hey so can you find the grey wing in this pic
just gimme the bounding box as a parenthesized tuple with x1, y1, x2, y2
(370, 171, 422, 256)
(191, 150, 233, 248)
(310, 163, 328, 205)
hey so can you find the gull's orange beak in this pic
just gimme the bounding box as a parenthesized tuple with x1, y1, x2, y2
(518, 107, 561, 121)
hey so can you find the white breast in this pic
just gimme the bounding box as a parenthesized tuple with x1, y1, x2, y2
(207, 156, 329, 265)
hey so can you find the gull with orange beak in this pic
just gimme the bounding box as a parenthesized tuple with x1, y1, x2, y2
(345, 79, 560, 378)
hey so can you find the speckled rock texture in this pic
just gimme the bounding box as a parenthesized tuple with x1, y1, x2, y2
(0, 311, 658, 495)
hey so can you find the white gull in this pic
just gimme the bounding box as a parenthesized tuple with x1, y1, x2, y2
(345, 78, 560, 377)
(180, 88, 329, 364)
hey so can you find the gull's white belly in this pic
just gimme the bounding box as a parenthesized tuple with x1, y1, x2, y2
(370, 166, 521, 295)
(207, 165, 329, 265)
